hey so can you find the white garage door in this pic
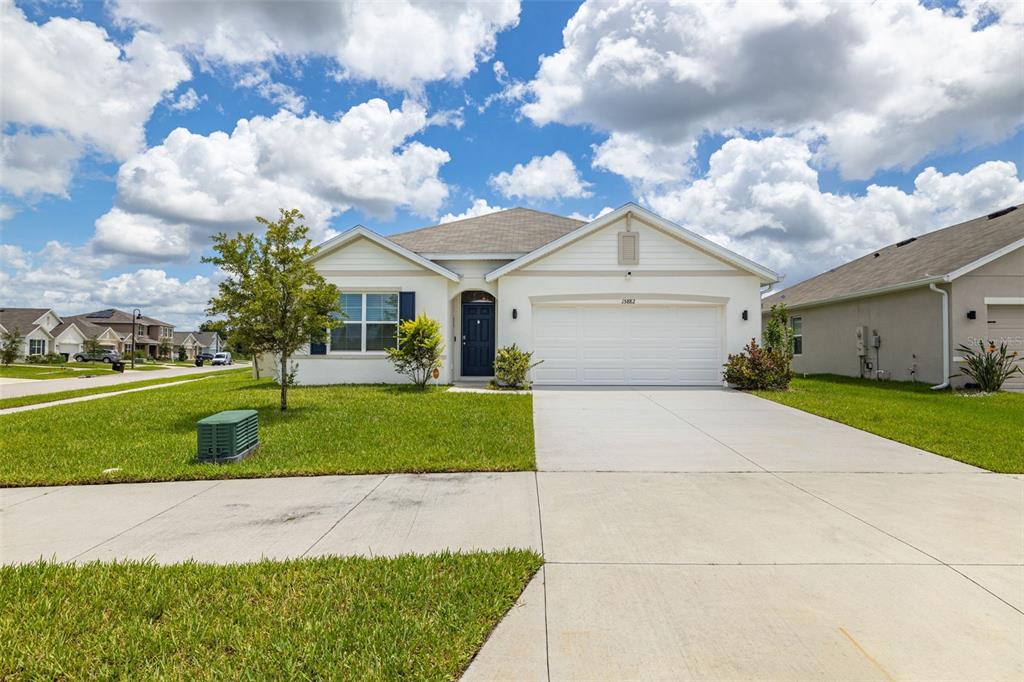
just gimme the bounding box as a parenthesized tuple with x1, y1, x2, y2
(987, 304, 1024, 390)
(532, 304, 723, 385)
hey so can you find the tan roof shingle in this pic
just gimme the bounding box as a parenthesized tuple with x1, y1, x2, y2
(763, 204, 1024, 310)
(387, 207, 584, 254)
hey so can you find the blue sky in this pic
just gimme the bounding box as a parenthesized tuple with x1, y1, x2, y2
(2, 0, 1022, 326)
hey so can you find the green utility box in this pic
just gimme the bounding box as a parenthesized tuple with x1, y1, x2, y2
(197, 410, 259, 463)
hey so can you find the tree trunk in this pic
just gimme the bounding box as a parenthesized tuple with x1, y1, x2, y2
(280, 354, 288, 411)
(253, 355, 261, 379)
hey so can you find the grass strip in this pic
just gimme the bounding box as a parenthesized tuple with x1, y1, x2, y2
(0, 551, 542, 680)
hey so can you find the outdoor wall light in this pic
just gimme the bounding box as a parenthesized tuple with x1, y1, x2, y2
(625, 270, 632, 280)
(966, 310, 977, 320)
(742, 309, 749, 320)
(512, 308, 518, 320)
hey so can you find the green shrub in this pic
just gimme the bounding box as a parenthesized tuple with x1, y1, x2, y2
(723, 338, 792, 390)
(493, 344, 542, 389)
(1, 329, 24, 365)
(762, 303, 796, 357)
(956, 340, 1023, 392)
(386, 315, 444, 388)
(177, 346, 187, 362)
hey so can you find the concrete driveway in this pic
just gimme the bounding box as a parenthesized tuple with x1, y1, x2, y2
(1, 387, 1021, 680)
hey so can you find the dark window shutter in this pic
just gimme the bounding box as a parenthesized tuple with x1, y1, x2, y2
(399, 291, 415, 322)
(310, 333, 327, 355)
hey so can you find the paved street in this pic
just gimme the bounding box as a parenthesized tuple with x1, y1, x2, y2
(0, 363, 243, 400)
(1, 387, 1021, 680)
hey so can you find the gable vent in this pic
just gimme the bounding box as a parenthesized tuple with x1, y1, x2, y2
(618, 231, 639, 266)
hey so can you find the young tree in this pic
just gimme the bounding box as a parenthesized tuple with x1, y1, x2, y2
(158, 337, 172, 360)
(762, 303, 795, 359)
(386, 315, 445, 388)
(204, 208, 340, 410)
(1, 329, 24, 366)
(82, 338, 102, 355)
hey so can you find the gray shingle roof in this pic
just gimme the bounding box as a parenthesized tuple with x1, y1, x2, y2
(193, 331, 220, 347)
(52, 316, 108, 339)
(763, 204, 1024, 310)
(0, 308, 52, 335)
(77, 308, 173, 327)
(387, 207, 584, 254)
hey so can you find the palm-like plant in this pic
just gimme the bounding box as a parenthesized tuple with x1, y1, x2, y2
(955, 340, 1023, 392)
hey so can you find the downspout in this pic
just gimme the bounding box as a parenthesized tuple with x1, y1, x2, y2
(928, 283, 950, 390)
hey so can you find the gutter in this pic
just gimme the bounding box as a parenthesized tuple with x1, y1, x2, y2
(928, 283, 950, 390)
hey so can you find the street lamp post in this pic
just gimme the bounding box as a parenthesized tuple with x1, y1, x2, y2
(132, 308, 142, 369)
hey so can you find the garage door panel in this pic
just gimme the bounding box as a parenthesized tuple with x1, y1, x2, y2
(532, 303, 723, 386)
(987, 304, 1024, 389)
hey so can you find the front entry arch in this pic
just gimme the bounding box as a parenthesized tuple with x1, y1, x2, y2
(461, 291, 495, 376)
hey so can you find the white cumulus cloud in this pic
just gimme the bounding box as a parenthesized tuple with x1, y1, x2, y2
(112, 0, 520, 91)
(439, 198, 506, 224)
(641, 136, 1024, 284)
(0, 0, 190, 196)
(93, 99, 451, 261)
(490, 151, 592, 201)
(520, 0, 1024, 180)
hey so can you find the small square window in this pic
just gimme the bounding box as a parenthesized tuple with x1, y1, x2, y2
(365, 323, 398, 351)
(341, 293, 363, 320)
(330, 324, 362, 352)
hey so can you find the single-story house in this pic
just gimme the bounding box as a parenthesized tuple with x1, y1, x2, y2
(0, 308, 62, 358)
(0, 308, 125, 359)
(762, 204, 1024, 389)
(265, 204, 778, 386)
(173, 330, 224, 359)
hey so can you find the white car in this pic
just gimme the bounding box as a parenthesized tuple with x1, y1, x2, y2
(211, 352, 233, 366)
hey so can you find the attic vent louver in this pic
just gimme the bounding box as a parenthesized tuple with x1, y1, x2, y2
(895, 237, 917, 247)
(618, 231, 639, 266)
(987, 206, 1018, 220)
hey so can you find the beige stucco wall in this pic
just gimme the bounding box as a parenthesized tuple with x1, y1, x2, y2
(771, 285, 946, 384)
(766, 246, 1024, 386)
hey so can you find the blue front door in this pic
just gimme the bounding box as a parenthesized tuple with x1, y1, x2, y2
(462, 302, 495, 376)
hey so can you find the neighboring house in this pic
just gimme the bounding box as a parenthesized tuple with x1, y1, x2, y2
(173, 331, 224, 359)
(76, 309, 175, 358)
(265, 204, 777, 386)
(0, 308, 125, 359)
(0, 308, 61, 358)
(762, 204, 1024, 389)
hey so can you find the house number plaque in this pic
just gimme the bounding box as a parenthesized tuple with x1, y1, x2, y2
(621, 298, 637, 305)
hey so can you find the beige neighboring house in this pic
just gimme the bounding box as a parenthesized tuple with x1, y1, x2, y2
(0, 308, 124, 359)
(76, 308, 175, 358)
(173, 331, 224, 359)
(762, 204, 1024, 389)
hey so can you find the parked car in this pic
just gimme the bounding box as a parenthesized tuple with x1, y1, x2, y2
(212, 352, 233, 366)
(197, 352, 215, 361)
(73, 349, 120, 363)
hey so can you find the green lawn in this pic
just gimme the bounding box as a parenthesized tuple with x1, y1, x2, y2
(0, 373, 229, 410)
(0, 551, 541, 680)
(755, 375, 1024, 473)
(0, 371, 535, 486)
(0, 363, 116, 379)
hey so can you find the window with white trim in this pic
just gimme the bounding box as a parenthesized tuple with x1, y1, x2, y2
(29, 339, 46, 355)
(791, 316, 803, 356)
(331, 293, 399, 352)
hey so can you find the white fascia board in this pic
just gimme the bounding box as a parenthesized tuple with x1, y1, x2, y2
(309, 226, 461, 281)
(943, 237, 1024, 281)
(984, 297, 1024, 305)
(771, 276, 945, 312)
(420, 252, 524, 261)
(485, 202, 779, 283)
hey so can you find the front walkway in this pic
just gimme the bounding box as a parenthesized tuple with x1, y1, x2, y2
(1, 388, 1021, 679)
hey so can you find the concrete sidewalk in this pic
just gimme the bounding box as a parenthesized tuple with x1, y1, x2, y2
(1, 387, 1021, 680)
(0, 363, 241, 400)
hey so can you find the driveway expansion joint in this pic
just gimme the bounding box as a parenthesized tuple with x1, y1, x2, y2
(299, 474, 390, 558)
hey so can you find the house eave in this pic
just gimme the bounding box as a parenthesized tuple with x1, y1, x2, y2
(309, 226, 461, 282)
(763, 275, 946, 313)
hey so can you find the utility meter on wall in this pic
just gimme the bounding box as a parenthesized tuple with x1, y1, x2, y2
(856, 326, 869, 356)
